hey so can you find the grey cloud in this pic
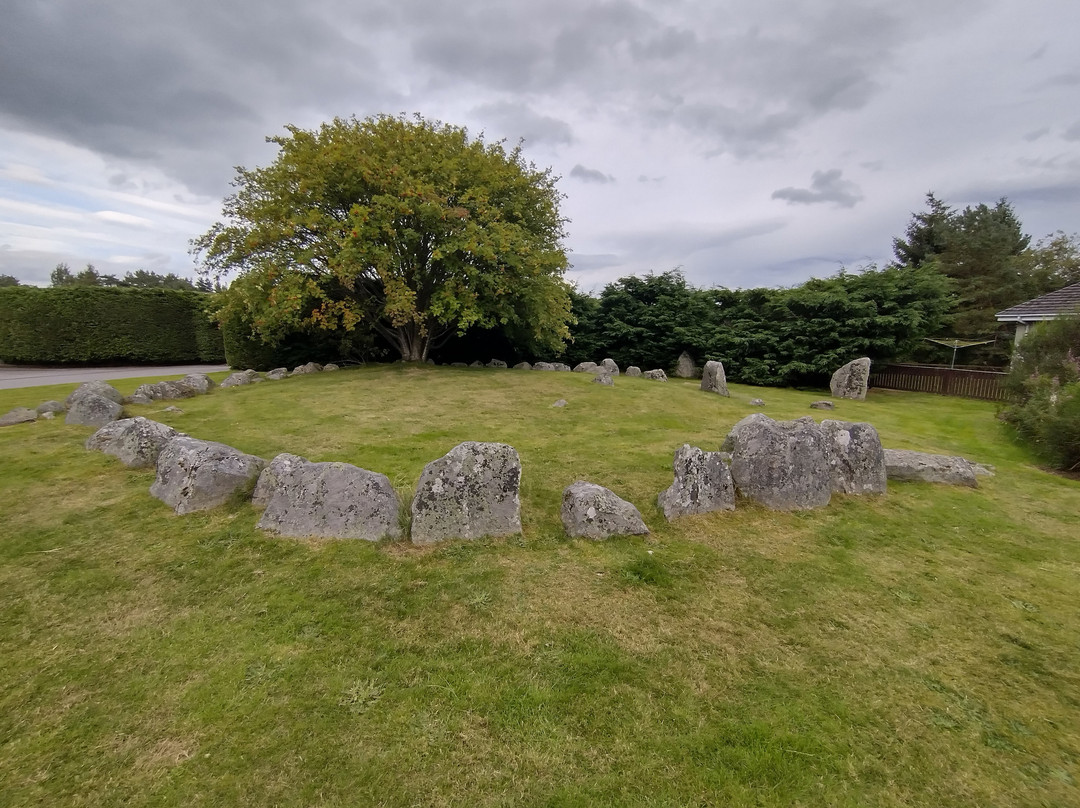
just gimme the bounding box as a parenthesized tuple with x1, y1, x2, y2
(637, 175, 664, 183)
(1024, 128, 1050, 142)
(472, 102, 573, 147)
(1064, 121, 1080, 141)
(570, 165, 615, 184)
(772, 169, 863, 208)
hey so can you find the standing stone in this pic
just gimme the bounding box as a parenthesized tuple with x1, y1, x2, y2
(410, 442, 522, 544)
(820, 420, 887, 495)
(658, 444, 735, 520)
(720, 413, 831, 510)
(85, 417, 179, 469)
(643, 369, 668, 381)
(150, 437, 266, 514)
(600, 358, 620, 376)
(66, 393, 123, 428)
(625, 366, 642, 377)
(513, 362, 532, 370)
(65, 381, 123, 407)
(255, 454, 400, 540)
(0, 407, 37, 427)
(36, 400, 65, 415)
(675, 351, 696, 378)
(573, 362, 598, 373)
(700, 360, 729, 396)
(593, 372, 614, 386)
(882, 449, 978, 487)
(265, 367, 289, 380)
(487, 359, 508, 369)
(533, 362, 555, 371)
(561, 481, 649, 539)
(830, 357, 871, 401)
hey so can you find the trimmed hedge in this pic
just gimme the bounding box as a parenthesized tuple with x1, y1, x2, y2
(0, 286, 224, 364)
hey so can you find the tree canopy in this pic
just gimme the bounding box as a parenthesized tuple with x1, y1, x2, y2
(193, 114, 573, 361)
(49, 263, 200, 290)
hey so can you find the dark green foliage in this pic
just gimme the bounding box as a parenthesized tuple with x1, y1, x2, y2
(220, 310, 390, 370)
(893, 192, 954, 268)
(0, 274, 20, 287)
(567, 265, 951, 387)
(0, 286, 224, 364)
(50, 262, 198, 290)
(1002, 317, 1080, 470)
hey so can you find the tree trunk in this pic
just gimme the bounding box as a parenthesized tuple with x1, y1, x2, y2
(395, 322, 429, 362)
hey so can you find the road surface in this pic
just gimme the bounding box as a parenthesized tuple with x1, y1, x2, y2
(0, 364, 230, 391)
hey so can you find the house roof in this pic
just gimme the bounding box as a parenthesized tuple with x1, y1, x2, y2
(996, 281, 1080, 322)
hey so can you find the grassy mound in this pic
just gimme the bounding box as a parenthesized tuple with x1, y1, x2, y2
(1, 365, 1078, 807)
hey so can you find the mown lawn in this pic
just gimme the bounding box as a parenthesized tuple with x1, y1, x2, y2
(1, 365, 1078, 807)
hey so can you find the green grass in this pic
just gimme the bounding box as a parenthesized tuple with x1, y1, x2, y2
(1, 365, 1078, 806)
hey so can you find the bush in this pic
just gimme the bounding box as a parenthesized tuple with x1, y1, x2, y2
(1001, 316, 1080, 471)
(220, 311, 391, 371)
(0, 286, 223, 364)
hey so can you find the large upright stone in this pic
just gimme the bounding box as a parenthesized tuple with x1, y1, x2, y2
(883, 449, 978, 488)
(85, 417, 179, 469)
(675, 351, 696, 378)
(720, 413, 831, 510)
(255, 454, 400, 540)
(700, 360, 729, 396)
(600, 358, 620, 376)
(150, 437, 266, 514)
(410, 442, 522, 544)
(658, 445, 735, 520)
(66, 393, 123, 428)
(561, 481, 649, 539)
(830, 357, 871, 401)
(820, 420, 887, 495)
(65, 381, 123, 407)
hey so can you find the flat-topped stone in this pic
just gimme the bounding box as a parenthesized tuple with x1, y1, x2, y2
(561, 481, 649, 539)
(66, 393, 123, 428)
(1, 407, 37, 427)
(721, 413, 831, 510)
(86, 417, 179, 468)
(883, 449, 979, 487)
(65, 381, 123, 407)
(150, 437, 266, 514)
(643, 369, 668, 381)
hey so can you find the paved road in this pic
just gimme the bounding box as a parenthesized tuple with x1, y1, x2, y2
(0, 364, 231, 391)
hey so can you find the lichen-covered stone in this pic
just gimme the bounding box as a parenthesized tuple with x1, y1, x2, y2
(700, 360, 729, 396)
(65, 381, 123, 407)
(255, 453, 400, 540)
(593, 372, 614, 386)
(65, 393, 123, 428)
(561, 481, 649, 539)
(820, 420, 887, 495)
(35, 400, 65, 414)
(720, 413, 831, 510)
(181, 373, 215, 394)
(552, 399, 568, 408)
(292, 362, 323, 375)
(658, 444, 735, 520)
(675, 351, 696, 378)
(810, 400, 835, 410)
(643, 369, 668, 381)
(625, 366, 642, 377)
(85, 417, 179, 468)
(219, 372, 253, 388)
(513, 362, 531, 370)
(830, 358, 871, 400)
(410, 442, 522, 544)
(322, 363, 340, 371)
(600, 358, 620, 376)
(487, 359, 508, 368)
(749, 398, 765, 407)
(0, 407, 37, 427)
(573, 362, 598, 373)
(533, 362, 555, 371)
(883, 449, 978, 487)
(552, 362, 571, 371)
(133, 380, 197, 401)
(266, 367, 289, 380)
(150, 437, 266, 514)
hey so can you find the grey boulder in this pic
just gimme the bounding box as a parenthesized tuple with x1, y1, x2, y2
(487, 359, 508, 369)
(830, 357, 871, 401)
(552, 399, 568, 408)
(552, 362, 571, 372)
(292, 362, 322, 375)
(810, 400, 835, 410)
(219, 372, 253, 388)
(411, 441, 523, 544)
(721, 413, 831, 510)
(593, 372, 614, 386)
(85, 417, 179, 468)
(561, 481, 649, 539)
(65, 381, 123, 407)
(66, 393, 123, 428)
(36, 400, 65, 414)
(533, 362, 555, 371)
(643, 369, 668, 381)
(124, 393, 154, 405)
(573, 362, 598, 373)
(181, 373, 215, 394)
(749, 398, 765, 407)
(322, 363, 340, 372)
(469, 361, 484, 367)
(265, 367, 289, 380)
(625, 366, 642, 377)
(513, 362, 532, 370)
(133, 380, 197, 401)
(883, 449, 978, 488)
(1, 407, 37, 427)
(600, 358, 620, 376)
(700, 360, 729, 396)
(820, 420, 887, 495)
(658, 444, 735, 520)
(255, 453, 400, 540)
(675, 351, 696, 378)
(150, 436, 266, 514)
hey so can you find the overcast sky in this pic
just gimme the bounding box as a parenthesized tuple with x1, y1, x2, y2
(2, 0, 1079, 292)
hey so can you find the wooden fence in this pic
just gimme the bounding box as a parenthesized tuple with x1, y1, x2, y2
(869, 363, 1011, 402)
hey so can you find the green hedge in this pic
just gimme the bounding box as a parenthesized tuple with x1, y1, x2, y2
(0, 286, 224, 364)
